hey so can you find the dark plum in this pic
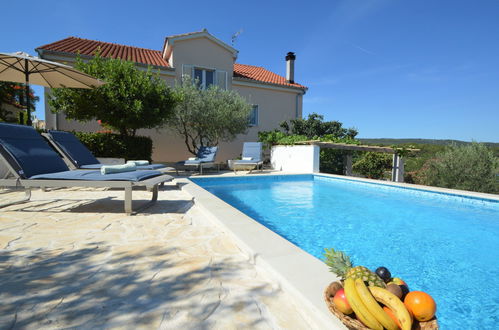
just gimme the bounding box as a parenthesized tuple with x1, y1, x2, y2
(375, 266, 392, 282)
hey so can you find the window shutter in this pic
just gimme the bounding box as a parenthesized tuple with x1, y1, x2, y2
(216, 70, 227, 90)
(182, 64, 193, 78)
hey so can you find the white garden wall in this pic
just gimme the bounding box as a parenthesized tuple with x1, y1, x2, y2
(271, 145, 320, 173)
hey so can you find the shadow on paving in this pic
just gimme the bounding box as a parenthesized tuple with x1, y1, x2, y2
(0, 245, 274, 329)
(4, 197, 194, 215)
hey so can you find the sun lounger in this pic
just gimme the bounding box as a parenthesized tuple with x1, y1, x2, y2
(232, 142, 263, 173)
(0, 123, 174, 214)
(43, 130, 170, 171)
(176, 146, 218, 175)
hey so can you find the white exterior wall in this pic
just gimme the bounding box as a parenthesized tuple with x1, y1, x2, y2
(271, 145, 319, 173)
(170, 37, 234, 90)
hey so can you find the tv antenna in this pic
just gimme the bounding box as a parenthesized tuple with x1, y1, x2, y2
(231, 29, 243, 46)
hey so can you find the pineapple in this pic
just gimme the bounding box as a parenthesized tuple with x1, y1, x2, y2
(323, 248, 386, 288)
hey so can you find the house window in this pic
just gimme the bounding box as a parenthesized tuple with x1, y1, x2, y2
(182, 64, 227, 90)
(194, 68, 215, 89)
(248, 105, 259, 126)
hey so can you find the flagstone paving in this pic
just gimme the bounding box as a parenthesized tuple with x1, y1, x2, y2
(0, 183, 314, 329)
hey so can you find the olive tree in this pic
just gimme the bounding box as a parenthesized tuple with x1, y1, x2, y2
(49, 53, 177, 137)
(418, 143, 498, 193)
(170, 77, 251, 155)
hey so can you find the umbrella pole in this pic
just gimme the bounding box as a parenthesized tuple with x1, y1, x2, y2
(25, 59, 32, 126)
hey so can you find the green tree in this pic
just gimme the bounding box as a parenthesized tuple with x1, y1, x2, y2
(170, 77, 251, 155)
(416, 143, 498, 193)
(353, 152, 392, 179)
(49, 53, 177, 137)
(280, 113, 358, 139)
(0, 82, 38, 123)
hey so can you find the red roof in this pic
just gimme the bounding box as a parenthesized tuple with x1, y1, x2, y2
(233, 63, 305, 88)
(37, 37, 170, 67)
(36, 37, 306, 89)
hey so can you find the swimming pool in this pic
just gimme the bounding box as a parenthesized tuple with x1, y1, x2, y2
(191, 174, 499, 329)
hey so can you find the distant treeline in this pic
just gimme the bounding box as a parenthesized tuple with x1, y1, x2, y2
(353, 138, 498, 193)
(359, 138, 499, 148)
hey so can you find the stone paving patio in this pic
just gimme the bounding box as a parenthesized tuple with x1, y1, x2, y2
(0, 182, 314, 329)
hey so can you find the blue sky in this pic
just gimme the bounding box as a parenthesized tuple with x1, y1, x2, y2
(2, 0, 498, 142)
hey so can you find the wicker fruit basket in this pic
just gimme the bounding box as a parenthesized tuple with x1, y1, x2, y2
(324, 282, 439, 330)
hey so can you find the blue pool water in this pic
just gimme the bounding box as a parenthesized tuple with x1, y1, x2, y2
(191, 175, 499, 329)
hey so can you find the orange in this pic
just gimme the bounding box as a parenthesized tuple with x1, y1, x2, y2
(404, 291, 437, 321)
(383, 306, 401, 329)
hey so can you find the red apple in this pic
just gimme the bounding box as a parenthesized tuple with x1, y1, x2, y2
(333, 288, 353, 314)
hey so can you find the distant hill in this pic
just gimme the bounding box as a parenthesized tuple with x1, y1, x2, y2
(359, 138, 499, 148)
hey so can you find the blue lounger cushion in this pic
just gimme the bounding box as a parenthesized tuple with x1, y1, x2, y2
(196, 146, 218, 162)
(48, 130, 166, 170)
(30, 169, 162, 182)
(139, 164, 166, 170)
(181, 146, 218, 165)
(80, 163, 166, 170)
(231, 143, 262, 171)
(241, 142, 262, 161)
(184, 159, 204, 165)
(48, 130, 99, 166)
(79, 163, 108, 169)
(0, 123, 69, 178)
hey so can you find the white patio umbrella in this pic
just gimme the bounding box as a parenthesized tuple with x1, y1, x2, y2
(0, 51, 104, 126)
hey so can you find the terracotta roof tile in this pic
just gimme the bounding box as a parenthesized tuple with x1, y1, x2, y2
(36, 37, 306, 89)
(233, 63, 306, 89)
(37, 37, 170, 67)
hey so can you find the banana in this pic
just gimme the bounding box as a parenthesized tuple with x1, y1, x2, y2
(354, 278, 399, 330)
(369, 286, 413, 330)
(344, 278, 383, 330)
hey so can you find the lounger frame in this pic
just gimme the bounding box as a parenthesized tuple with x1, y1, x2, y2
(0, 150, 172, 215)
(232, 142, 264, 174)
(178, 162, 219, 175)
(175, 146, 219, 175)
(232, 161, 263, 174)
(41, 132, 80, 169)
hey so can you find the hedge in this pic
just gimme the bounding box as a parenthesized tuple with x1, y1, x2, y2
(74, 132, 153, 161)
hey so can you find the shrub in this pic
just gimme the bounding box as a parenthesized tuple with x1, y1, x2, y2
(353, 152, 393, 179)
(280, 113, 358, 139)
(414, 143, 498, 193)
(74, 132, 153, 161)
(320, 149, 347, 174)
(258, 131, 308, 148)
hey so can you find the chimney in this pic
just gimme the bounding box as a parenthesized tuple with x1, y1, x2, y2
(285, 52, 296, 83)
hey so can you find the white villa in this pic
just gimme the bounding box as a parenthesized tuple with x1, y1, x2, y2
(36, 29, 307, 162)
